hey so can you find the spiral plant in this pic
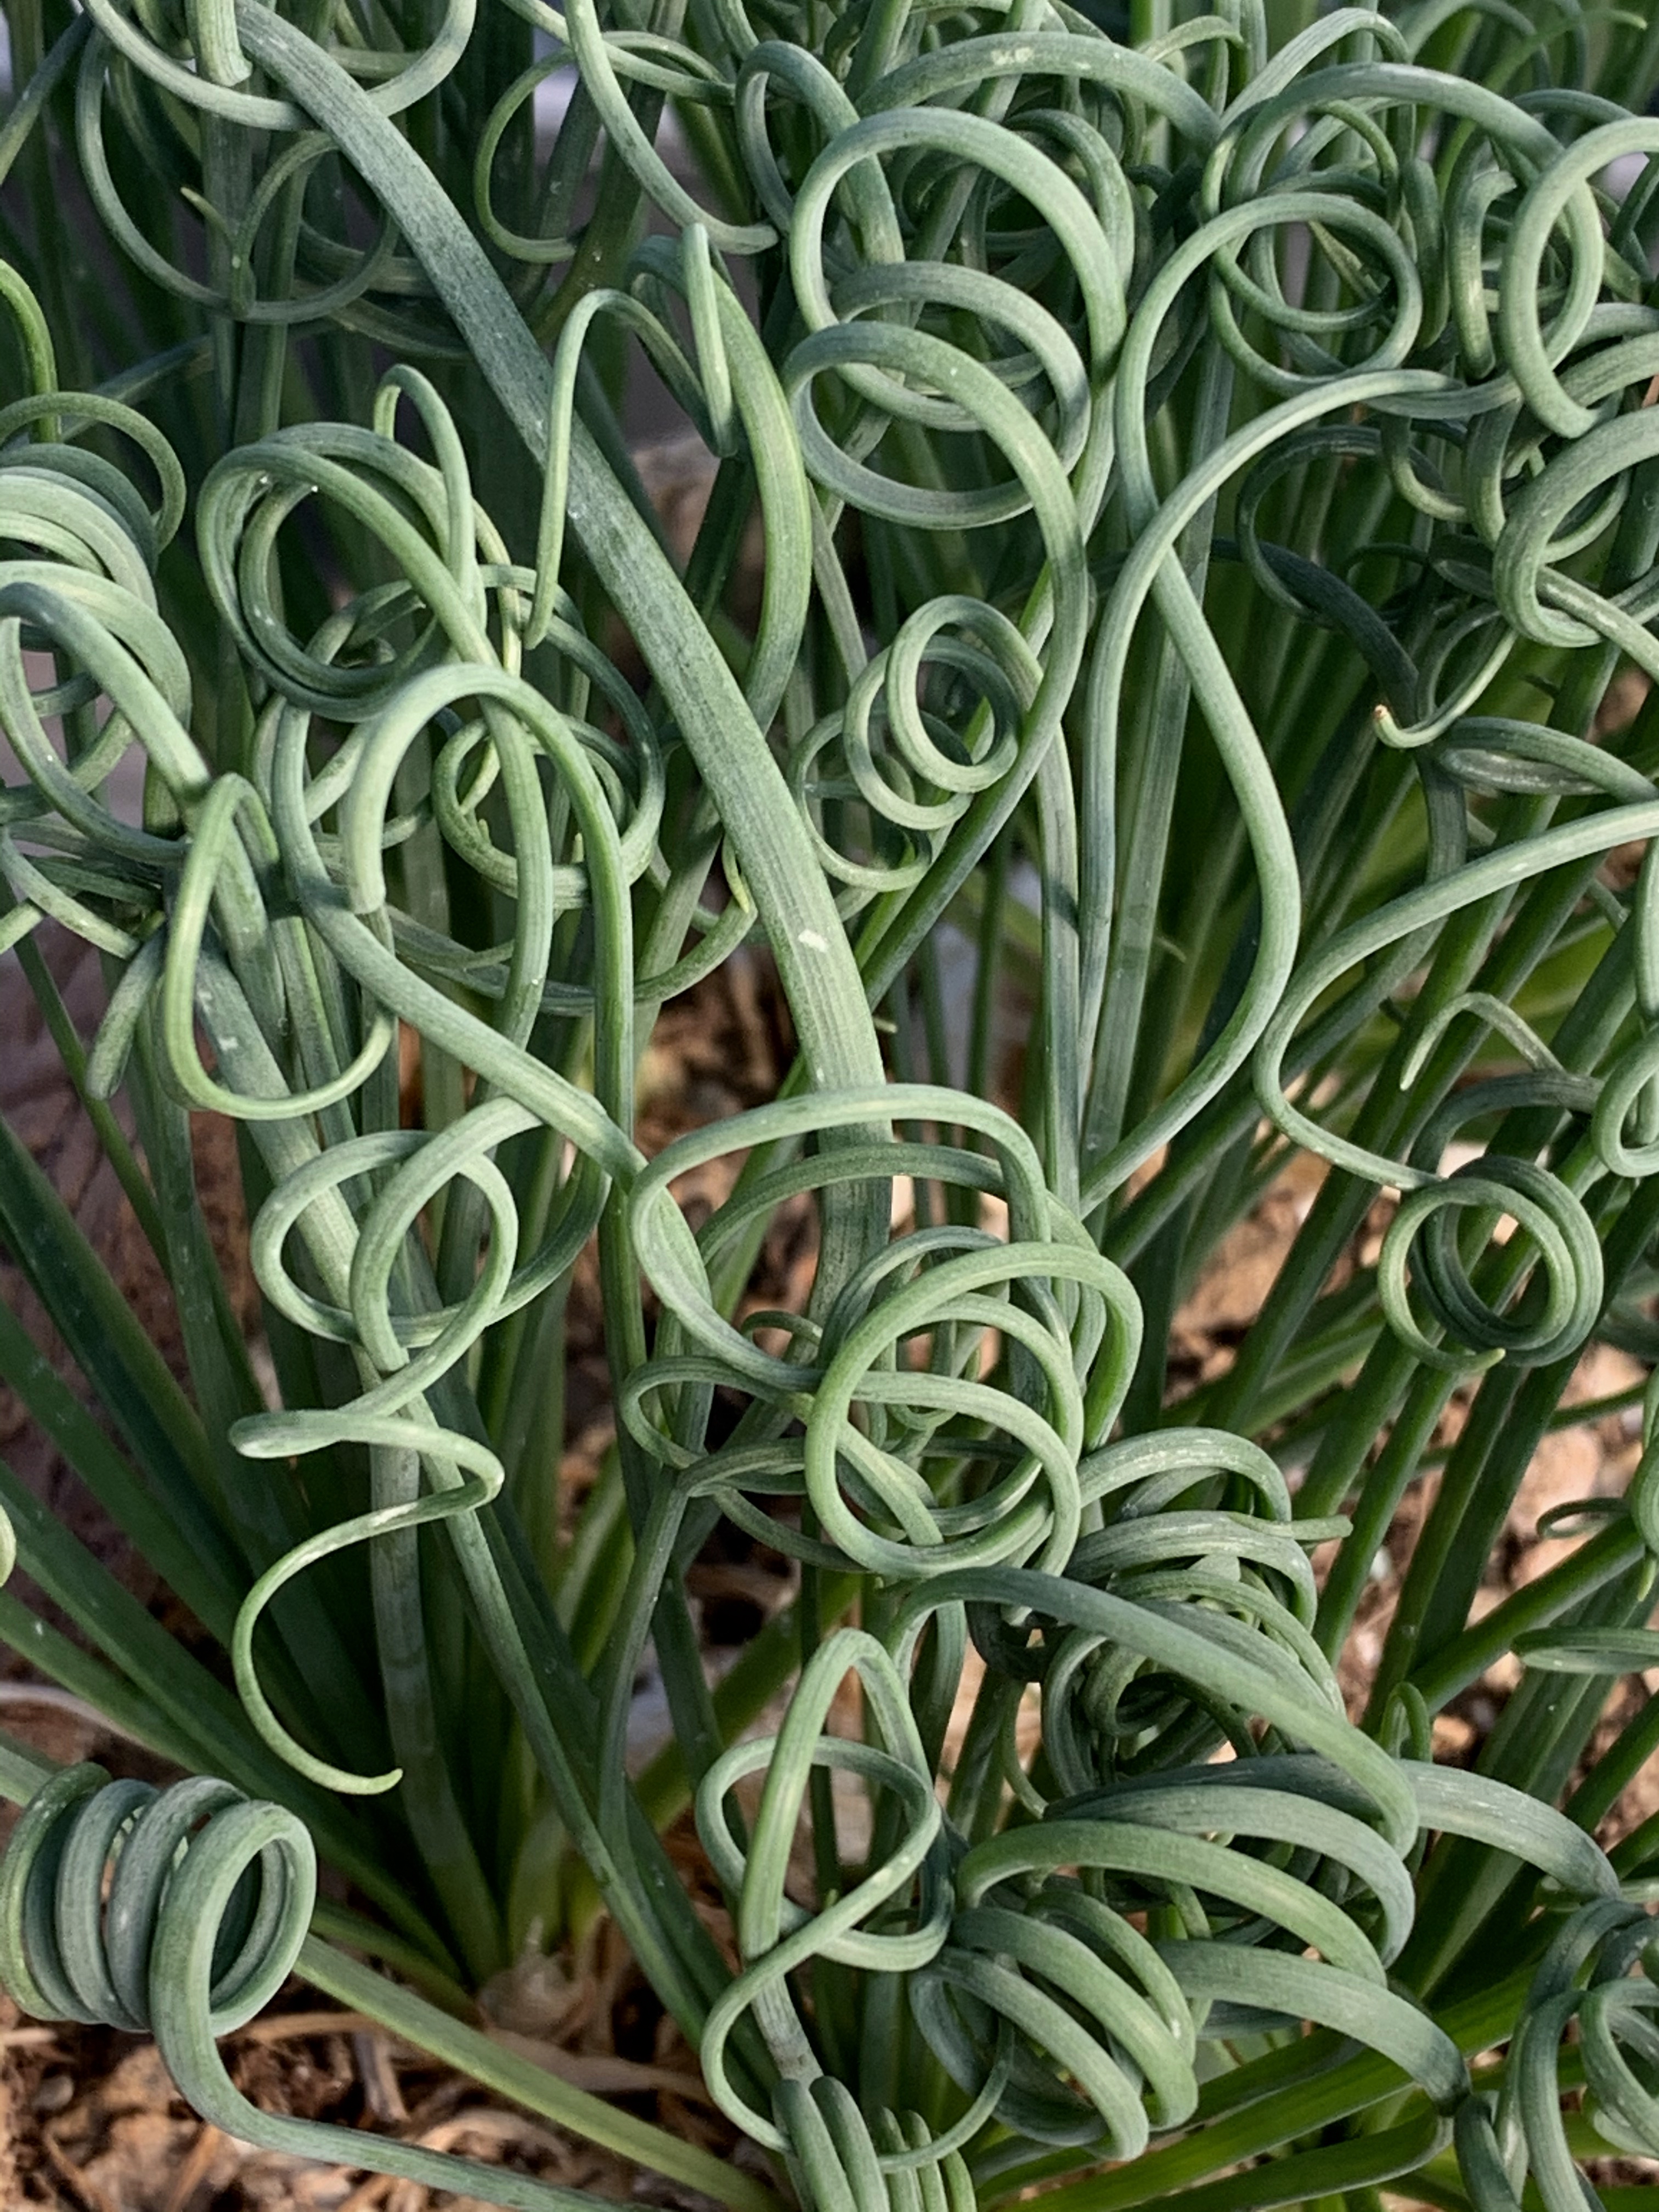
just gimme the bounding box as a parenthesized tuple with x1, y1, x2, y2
(2, 0, 1659, 2205)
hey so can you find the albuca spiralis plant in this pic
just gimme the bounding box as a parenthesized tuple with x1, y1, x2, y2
(3, 0, 1659, 2205)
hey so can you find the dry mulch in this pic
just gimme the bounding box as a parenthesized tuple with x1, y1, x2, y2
(0, 1982, 738, 2211)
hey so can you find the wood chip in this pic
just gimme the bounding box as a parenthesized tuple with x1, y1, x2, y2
(234, 2010, 380, 2046)
(0, 2025, 62, 2051)
(40, 2118, 122, 2212)
(352, 2032, 408, 2126)
(162, 2122, 228, 2212)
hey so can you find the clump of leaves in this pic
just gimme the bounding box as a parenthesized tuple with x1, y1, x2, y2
(2, 2, 1659, 2209)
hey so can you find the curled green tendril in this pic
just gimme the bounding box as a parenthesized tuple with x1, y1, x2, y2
(4, 5, 1659, 2211)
